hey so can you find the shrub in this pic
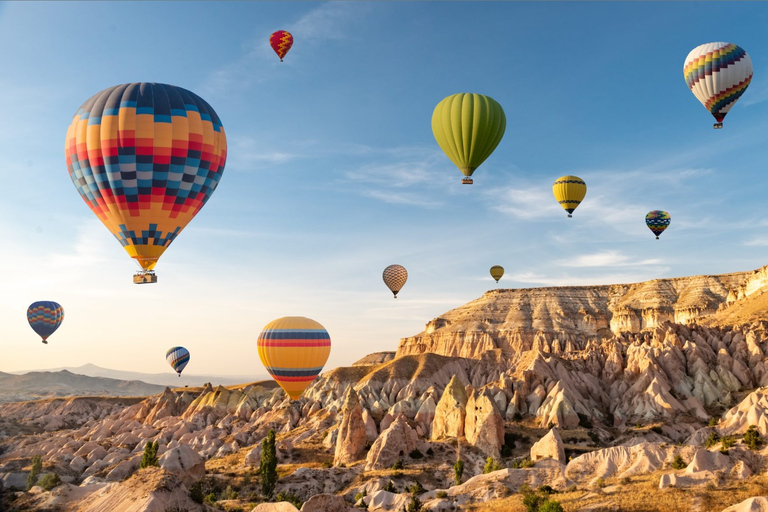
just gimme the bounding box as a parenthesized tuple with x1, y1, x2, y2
(221, 485, 239, 500)
(321, 461, 332, 468)
(203, 492, 217, 505)
(722, 436, 736, 449)
(38, 473, 61, 491)
(140, 441, 159, 469)
(705, 432, 721, 448)
(260, 429, 278, 498)
(27, 455, 42, 490)
(577, 413, 593, 429)
(189, 481, 205, 504)
(355, 489, 367, 502)
(539, 500, 565, 512)
(650, 426, 663, 434)
(538, 485, 555, 495)
(407, 481, 425, 495)
(392, 459, 404, 470)
(512, 412, 523, 422)
(404, 494, 423, 512)
(594, 477, 606, 489)
(384, 480, 396, 493)
(520, 484, 543, 512)
(453, 459, 464, 485)
(511, 458, 535, 469)
(276, 491, 303, 509)
(671, 455, 687, 470)
(436, 490, 448, 499)
(709, 417, 719, 427)
(547, 422, 556, 430)
(744, 425, 764, 451)
(587, 431, 600, 445)
(620, 477, 631, 485)
(409, 449, 423, 459)
(484, 457, 502, 474)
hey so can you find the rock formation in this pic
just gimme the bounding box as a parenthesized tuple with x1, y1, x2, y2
(464, 389, 504, 459)
(333, 388, 366, 466)
(431, 375, 468, 441)
(530, 428, 566, 465)
(364, 415, 418, 471)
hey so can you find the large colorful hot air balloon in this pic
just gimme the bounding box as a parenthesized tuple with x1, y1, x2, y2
(270, 30, 293, 62)
(683, 42, 752, 129)
(166, 346, 190, 377)
(257, 316, 331, 400)
(490, 265, 504, 283)
(65, 83, 227, 283)
(27, 301, 64, 344)
(552, 176, 587, 217)
(646, 210, 671, 239)
(383, 264, 408, 298)
(432, 93, 506, 184)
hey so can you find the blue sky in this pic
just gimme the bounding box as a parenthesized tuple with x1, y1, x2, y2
(1, 1, 768, 377)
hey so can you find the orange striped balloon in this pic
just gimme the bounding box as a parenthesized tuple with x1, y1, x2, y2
(257, 316, 330, 400)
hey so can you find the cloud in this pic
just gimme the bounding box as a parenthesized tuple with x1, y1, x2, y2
(555, 250, 663, 268)
(507, 269, 672, 287)
(739, 77, 768, 107)
(291, 2, 372, 42)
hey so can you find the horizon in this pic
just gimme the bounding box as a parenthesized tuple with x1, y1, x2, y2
(2, 2, 768, 377)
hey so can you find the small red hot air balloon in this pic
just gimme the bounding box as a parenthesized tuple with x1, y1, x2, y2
(270, 30, 293, 62)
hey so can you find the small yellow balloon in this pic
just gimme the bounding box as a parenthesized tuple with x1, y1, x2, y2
(490, 265, 504, 283)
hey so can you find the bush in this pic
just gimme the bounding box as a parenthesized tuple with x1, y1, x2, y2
(27, 455, 42, 490)
(407, 481, 425, 495)
(436, 490, 448, 499)
(709, 417, 719, 427)
(321, 461, 333, 468)
(538, 485, 555, 495)
(38, 473, 61, 491)
(520, 484, 543, 512)
(539, 500, 565, 512)
(594, 477, 606, 489)
(355, 489, 367, 502)
(587, 431, 600, 445)
(577, 413, 593, 429)
(453, 459, 464, 485)
(276, 491, 303, 509)
(221, 485, 239, 500)
(484, 457, 502, 474)
(511, 458, 535, 469)
(671, 455, 687, 470)
(392, 459, 404, 470)
(404, 494, 423, 512)
(512, 412, 523, 422)
(140, 441, 159, 469)
(705, 432, 721, 448)
(650, 426, 663, 434)
(722, 436, 736, 449)
(744, 425, 764, 451)
(620, 477, 631, 485)
(385, 480, 396, 493)
(409, 449, 423, 459)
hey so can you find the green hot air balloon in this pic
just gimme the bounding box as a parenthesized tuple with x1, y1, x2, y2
(432, 93, 506, 184)
(490, 265, 504, 283)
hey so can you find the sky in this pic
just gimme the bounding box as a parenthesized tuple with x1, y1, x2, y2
(1, 1, 768, 378)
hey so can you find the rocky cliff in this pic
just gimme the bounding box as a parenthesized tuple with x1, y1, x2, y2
(397, 264, 768, 360)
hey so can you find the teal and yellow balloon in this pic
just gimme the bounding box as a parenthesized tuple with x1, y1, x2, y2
(552, 176, 587, 217)
(432, 93, 506, 184)
(490, 265, 504, 283)
(646, 210, 671, 239)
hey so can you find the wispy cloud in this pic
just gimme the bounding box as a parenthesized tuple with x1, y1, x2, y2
(556, 250, 662, 268)
(507, 269, 672, 288)
(739, 77, 768, 107)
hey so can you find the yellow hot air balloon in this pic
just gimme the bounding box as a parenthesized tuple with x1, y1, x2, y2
(432, 93, 506, 184)
(257, 316, 331, 400)
(552, 176, 587, 218)
(490, 265, 504, 283)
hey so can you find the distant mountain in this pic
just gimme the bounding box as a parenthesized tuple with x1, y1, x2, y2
(0, 370, 167, 403)
(8, 363, 268, 388)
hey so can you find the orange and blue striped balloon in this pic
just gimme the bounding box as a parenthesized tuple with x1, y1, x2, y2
(166, 346, 190, 376)
(257, 316, 331, 400)
(27, 301, 64, 344)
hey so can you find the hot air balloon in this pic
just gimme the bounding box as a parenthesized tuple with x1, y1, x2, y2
(432, 93, 506, 184)
(270, 30, 293, 62)
(683, 42, 752, 129)
(65, 83, 227, 284)
(646, 210, 671, 239)
(257, 316, 331, 400)
(27, 301, 64, 344)
(166, 346, 190, 377)
(490, 265, 504, 283)
(383, 264, 408, 298)
(552, 176, 587, 217)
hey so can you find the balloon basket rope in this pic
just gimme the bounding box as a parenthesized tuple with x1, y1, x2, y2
(133, 271, 158, 284)
(461, 178, 473, 185)
(714, 123, 723, 129)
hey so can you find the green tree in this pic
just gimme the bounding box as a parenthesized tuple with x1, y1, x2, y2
(26, 455, 42, 490)
(403, 494, 423, 512)
(484, 457, 502, 474)
(671, 455, 687, 470)
(140, 441, 159, 468)
(453, 458, 464, 485)
(744, 425, 764, 451)
(260, 429, 278, 498)
(38, 473, 61, 491)
(539, 500, 565, 512)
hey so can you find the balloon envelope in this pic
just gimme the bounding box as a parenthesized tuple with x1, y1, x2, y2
(683, 42, 752, 127)
(490, 265, 504, 283)
(65, 83, 227, 273)
(257, 316, 331, 400)
(27, 301, 64, 344)
(646, 210, 671, 239)
(270, 30, 293, 61)
(432, 93, 506, 183)
(166, 346, 190, 376)
(552, 176, 587, 217)
(383, 264, 408, 298)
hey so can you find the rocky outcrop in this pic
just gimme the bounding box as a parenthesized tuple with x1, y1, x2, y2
(157, 445, 205, 487)
(530, 428, 566, 465)
(365, 415, 418, 471)
(719, 388, 768, 435)
(431, 375, 468, 441)
(334, 388, 366, 466)
(464, 389, 504, 459)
